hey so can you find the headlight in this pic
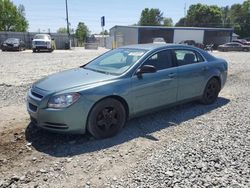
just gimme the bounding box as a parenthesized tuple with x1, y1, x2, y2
(48, 93, 80, 108)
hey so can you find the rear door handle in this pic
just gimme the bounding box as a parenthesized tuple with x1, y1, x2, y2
(168, 73, 177, 78)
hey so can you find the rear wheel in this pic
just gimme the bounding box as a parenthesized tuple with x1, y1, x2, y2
(201, 78, 220, 105)
(243, 48, 249, 52)
(32, 49, 36, 53)
(87, 98, 126, 139)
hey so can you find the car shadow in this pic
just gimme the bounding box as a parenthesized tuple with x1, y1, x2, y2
(25, 97, 230, 157)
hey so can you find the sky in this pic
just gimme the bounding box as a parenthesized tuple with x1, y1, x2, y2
(12, 0, 245, 34)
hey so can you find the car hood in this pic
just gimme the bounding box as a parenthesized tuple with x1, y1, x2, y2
(33, 68, 116, 92)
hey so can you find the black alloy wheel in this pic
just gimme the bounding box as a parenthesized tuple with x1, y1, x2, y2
(87, 98, 126, 139)
(201, 78, 220, 105)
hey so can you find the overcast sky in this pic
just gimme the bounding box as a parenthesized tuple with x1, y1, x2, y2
(12, 0, 245, 33)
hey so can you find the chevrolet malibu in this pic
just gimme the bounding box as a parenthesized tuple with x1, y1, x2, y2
(27, 44, 228, 138)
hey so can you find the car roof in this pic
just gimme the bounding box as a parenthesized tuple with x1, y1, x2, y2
(119, 43, 217, 62)
(120, 43, 195, 51)
(225, 42, 242, 45)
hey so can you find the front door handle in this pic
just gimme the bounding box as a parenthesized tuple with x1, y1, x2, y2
(202, 66, 209, 71)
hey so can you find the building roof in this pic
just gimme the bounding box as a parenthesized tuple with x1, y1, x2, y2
(119, 43, 199, 51)
(110, 25, 234, 32)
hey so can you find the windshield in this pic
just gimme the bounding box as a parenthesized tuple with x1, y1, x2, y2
(34, 35, 47, 39)
(84, 48, 147, 75)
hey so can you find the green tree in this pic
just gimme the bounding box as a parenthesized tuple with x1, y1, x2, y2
(175, 17, 187, 26)
(185, 4, 223, 27)
(221, 6, 231, 27)
(0, 0, 28, 31)
(57, 27, 74, 34)
(57, 27, 68, 33)
(75, 22, 89, 46)
(230, 0, 250, 37)
(100, 29, 109, 35)
(139, 8, 164, 26)
(163, 18, 173, 26)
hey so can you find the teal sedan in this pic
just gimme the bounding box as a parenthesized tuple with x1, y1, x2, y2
(27, 44, 228, 138)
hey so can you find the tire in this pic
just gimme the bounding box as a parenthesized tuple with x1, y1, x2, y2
(87, 98, 126, 139)
(201, 78, 220, 105)
(32, 49, 36, 53)
(243, 48, 249, 52)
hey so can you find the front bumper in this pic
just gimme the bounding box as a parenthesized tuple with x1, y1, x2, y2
(27, 88, 90, 134)
(1, 45, 19, 51)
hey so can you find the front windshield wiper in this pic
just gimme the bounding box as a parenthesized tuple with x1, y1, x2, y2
(82, 66, 114, 75)
(80, 65, 120, 76)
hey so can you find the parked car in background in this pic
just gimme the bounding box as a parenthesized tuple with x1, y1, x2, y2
(244, 37, 250, 42)
(218, 42, 250, 52)
(179, 40, 204, 49)
(232, 39, 250, 45)
(32, 34, 55, 52)
(27, 44, 228, 139)
(1, 38, 25, 51)
(152, 37, 166, 44)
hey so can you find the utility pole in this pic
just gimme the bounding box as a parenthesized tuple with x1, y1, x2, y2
(65, 0, 70, 49)
(184, 3, 187, 26)
(65, 0, 70, 37)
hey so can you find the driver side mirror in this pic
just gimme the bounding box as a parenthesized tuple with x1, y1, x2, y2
(136, 65, 156, 76)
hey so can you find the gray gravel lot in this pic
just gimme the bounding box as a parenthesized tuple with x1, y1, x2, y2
(0, 49, 249, 188)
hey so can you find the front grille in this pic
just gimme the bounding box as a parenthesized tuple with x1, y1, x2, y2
(29, 103, 37, 112)
(35, 41, 46, 45)
(7, 43, 14, 47)
(31, 91, 43, 99)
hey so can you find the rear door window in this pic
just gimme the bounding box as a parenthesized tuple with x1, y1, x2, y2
(173, 50, 204, 66)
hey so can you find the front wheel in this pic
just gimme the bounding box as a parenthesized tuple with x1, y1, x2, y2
(87, 98, 126, 139)
(201, 78, 220, 105)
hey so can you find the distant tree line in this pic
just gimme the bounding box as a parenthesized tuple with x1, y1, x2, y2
(175, 1, 250, 37)
(138, 1, 250, 37)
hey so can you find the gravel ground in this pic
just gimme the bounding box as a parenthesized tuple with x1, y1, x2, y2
(0, 49, 249, 188)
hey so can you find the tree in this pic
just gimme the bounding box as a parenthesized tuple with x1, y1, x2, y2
(175, 17, 187, 26)
(163, 18, 173, 26)
(139, 8, 164, 26)
(174, 1, 250, 37)
(221, 6, 231, 27)
(57, 27, 74, 34)
(57, 27, 68, 33)
(75, 22, 89, 46)
(0, 0, 28, 31)
(185, 4, 223, 27)
(100, 29, 109, 35)
(230, 0, 250, 37)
